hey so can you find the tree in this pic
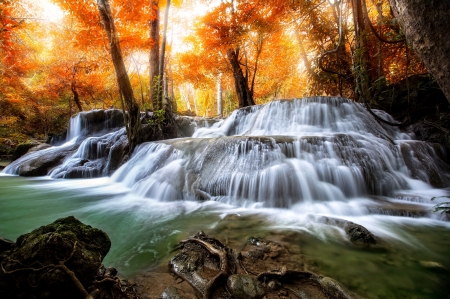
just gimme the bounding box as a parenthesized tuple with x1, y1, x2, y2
(96, 0, 142, 153)
(149, 0, 160, 111)
(192, 0, 290, 108)
(388, 0, 450, 104)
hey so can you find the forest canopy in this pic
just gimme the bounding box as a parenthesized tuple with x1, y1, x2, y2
(0, 0, 436, 147)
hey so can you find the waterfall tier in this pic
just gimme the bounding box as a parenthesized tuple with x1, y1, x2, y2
(3, 97, 450, 210)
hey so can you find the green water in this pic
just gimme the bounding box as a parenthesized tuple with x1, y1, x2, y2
(1, 175, 450, 299)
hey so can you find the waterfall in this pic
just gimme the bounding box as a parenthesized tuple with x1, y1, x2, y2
(67, 113, 83, 141)
(67, 109, 125, 141)
(3, 96, 450, 210)
(2, 96, 450, 298)
(111, 97, 450, 209)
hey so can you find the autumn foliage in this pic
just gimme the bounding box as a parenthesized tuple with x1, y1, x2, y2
(0, 0, 428, 148)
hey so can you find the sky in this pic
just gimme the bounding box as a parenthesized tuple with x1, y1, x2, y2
(30, 0, 65, 23)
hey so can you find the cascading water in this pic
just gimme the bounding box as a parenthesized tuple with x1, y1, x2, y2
(2, 97, 450, 298)
(112, 97, 450, 211)
(3, 109, 127, 177)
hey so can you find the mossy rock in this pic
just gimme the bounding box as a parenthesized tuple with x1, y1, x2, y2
(1, 216, 111, 299)
(11, 142, 40, 161)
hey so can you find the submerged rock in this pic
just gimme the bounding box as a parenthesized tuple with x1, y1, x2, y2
(308, 215, 377, 245)
(419, 260, 447, 270)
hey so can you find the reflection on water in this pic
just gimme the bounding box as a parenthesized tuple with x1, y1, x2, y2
(1, 175, 450, 299)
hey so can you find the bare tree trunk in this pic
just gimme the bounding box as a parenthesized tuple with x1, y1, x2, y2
(351, 0, 372, 103)
(149, 0, 160, 111)
(71, 81, 83, 112)
(217, 73, 222, 117)
(158, 0, 171, 112)
(388, 0, 450, 104)
(96, 0, 142, 154)
(71, 64, 83, 112)
(227, 48, 255, 108)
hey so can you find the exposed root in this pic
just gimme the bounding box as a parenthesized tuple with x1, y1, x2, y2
(2, 241, 93, 299)
(171, 232, 361, 299)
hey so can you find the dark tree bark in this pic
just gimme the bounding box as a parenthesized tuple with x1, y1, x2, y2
(388, 0, 450, 104)
(96, 0, 142, 154)
(351, 0, 373, 103)
(158, 0, 171, 112)
(227, 48, 255, 108)
(71, 64, 83, 112)
(149, 0, 160, 111)
(70, 81, 82, 112)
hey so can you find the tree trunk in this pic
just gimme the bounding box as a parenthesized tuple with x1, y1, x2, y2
(70, 81, 83, 112)
(227, 48, 255, 108)
(351, 0, 372, 103)
(388, 0, 450, 104)
(149, 0, 160, 111)
(217, 73, 222, 117)
(158, 0, 171, 112)
(96, 0, 142, 154)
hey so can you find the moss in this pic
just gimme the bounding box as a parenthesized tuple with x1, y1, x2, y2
(3, 216, 111, 299)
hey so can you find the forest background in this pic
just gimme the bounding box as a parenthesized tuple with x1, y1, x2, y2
(0, 0, 448, 153)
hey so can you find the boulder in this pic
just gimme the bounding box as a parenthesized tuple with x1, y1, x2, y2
(0, 216, 110, 299)
(307, 215, 376, 245)
(0, 237, 14, 254)
(227, 274, 264, 299)
(11, 142, 38, 161)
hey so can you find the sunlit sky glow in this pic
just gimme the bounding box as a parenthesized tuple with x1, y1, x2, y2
(32, 0, 65, 23)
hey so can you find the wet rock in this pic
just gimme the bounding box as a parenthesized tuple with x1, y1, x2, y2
(9, 142, 78, 176)
(344, 222, 376, 245)
(169, 232, 225, 298)
(319, 276, 360, 299)
(245, 236, 287, 260)
(74, 109, 125, 138)
(0, 216, 110, 299)
(419, 260, 447, 270)
(0, 237, 14, 254)
(308, 215, 376, 245)
(169, 231, 361, 299)
(11, 142, 41, 161)
(227, 274, 264, 299)
(398, 141, 450, 187)
(160, 286, 189, 299)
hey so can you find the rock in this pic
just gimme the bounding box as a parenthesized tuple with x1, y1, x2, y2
(160, 286, 189, 299)
(343, 222, 376, 245)
(227, 274, 264, 299)
(8, 142, 78, 176)
(11, 142, 40, 161)
(0, 237, 14, 254)
(0, 216, 111, 299)
(419, 260, 447, 270)
(319, 276, 360, 299)
(308, 215, 376, 245)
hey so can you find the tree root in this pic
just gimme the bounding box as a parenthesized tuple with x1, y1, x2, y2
(2, 241, 93, 299)
(172, 232, 360, 299)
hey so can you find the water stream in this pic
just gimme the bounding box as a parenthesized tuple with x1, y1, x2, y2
(1, 97, 450, 298)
